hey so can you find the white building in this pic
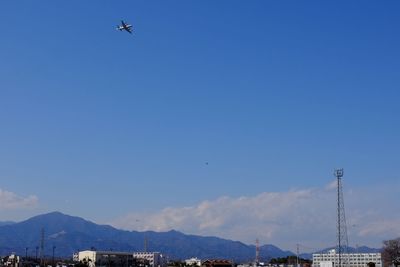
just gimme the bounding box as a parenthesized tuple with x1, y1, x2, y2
(133, 252, 167, 267)
(320, 262, 334, 267)
(313, 249, 382, 267)
(4, 254, 21, 267)
(77, 250, 134, 267)
(185, 258, 202, 266)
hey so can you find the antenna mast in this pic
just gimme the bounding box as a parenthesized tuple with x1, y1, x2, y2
(255, 239, 260, 265)
(335, 169, 349, 267)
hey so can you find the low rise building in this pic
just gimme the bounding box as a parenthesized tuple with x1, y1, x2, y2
(77, 250, 135, 267)
(312, 249, 382, 267)
(3, 254, 21, 267)
(185, 258, 201, 266)
(133, 252, 167, 267)
(202, 259, 233, 267)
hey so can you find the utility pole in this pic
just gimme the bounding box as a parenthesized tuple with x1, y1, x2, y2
(144, 233, 148, 252)
(36, 246, 39, 261)
(296, 244, 299, 267)
(26, 247, 28, 260)
(52, 246, 56, 267)
(40, 228, 45, 267)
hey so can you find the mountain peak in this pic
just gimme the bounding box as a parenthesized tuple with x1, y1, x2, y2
(33, 211, 66, 218)
(22, 211, 93, 225)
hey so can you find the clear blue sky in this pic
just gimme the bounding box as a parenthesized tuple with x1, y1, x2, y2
(0, 1, 399, 249)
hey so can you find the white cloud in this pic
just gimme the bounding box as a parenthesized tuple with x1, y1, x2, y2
(358, 219, 400, 237)
(0, 188, 38, 210)
(325, 180, 337, 191)
(111, 181, 399, 250)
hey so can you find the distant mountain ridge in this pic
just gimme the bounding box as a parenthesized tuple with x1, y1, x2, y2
(0, 212, 380, 262)
(0, 221, 15, 226)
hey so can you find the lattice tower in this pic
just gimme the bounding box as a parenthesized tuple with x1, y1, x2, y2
(255, 239, 260, 264)
(335, 169, 349, 267)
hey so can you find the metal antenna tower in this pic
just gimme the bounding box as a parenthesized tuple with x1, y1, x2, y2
(255, 239, 260, 265)
(335, 169, 349, 267)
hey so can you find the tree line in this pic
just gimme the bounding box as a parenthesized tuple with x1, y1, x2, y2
(382, 237, 400, 267)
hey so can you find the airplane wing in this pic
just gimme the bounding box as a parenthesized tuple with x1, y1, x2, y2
(121, 20, 127, 27)
(126, 27, 133, 34)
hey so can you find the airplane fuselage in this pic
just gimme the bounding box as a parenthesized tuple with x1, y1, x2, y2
(118, 25, 132, 31)
(116, 20, 133, 34)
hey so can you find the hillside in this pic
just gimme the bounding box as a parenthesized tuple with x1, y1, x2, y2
(0, 212, 380, 262)
(0, 212, 290, 262)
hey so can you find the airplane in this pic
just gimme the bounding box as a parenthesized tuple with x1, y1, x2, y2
(116, 20, 133, 34)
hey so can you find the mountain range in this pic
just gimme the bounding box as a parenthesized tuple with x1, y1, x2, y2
(0, 221, 15, 227)
(0, 212, 380, 262)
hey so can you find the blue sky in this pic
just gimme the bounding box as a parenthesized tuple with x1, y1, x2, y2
(0, 1, 399, 250)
